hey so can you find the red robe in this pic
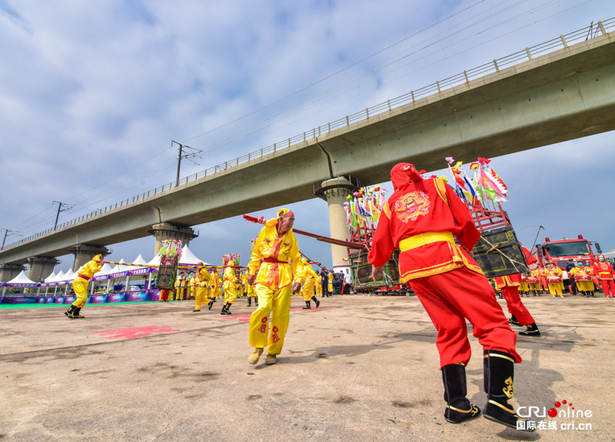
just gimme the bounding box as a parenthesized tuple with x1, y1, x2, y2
(368, 177, 482, 281)
(494, 246, 536, 325)
(368, 170, 520, 367)
(593, 260, 615, 296)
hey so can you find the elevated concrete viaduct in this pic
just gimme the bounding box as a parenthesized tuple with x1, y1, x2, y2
(1, 30, 614, 274)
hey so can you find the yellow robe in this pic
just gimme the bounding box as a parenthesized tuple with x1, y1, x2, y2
(194, 267, 212, 310)
(247, 222, 302, 355)
(223, 266, 240, 304)
(72, 259, 103, 308)
(569, 267, 594, 292)
(299, 263, 319, 301)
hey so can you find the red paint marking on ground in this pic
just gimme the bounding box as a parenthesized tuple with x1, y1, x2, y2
(93, 325, 180, 339)
(217, 314, 252, 322)
(216, 306, 334, 322)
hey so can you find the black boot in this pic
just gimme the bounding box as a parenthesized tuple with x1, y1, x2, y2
(508, 315, 520, 326)
(220, 303, 232, 315)
(311, 296, 320, 308)
(442, 364, 481, 424)
(303, 301, 311, 309)
(255, 297, 259, 307)
(483, 350, 533, 431)
(519, 323, 540, 337)
(65, 305, 77, 319)
(248, 297, 252, 307)
(72, 307, 84, 319)
(208, 299, 215, 310)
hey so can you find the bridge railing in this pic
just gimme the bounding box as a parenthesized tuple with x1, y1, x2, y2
(4, 17, 614, 251)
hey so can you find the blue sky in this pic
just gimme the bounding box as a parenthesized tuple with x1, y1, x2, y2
(0, 0, 613, 273)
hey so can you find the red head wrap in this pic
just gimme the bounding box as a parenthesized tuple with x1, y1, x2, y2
(390, 163, 425, 191)
(277, 208, 294, 218)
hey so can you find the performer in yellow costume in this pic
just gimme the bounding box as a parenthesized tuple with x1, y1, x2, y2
(544, 262, 564, 297)
(214, 270, 223, 299)
(247, 209, 302, 365)
(207, 268, 219, 307)
(174, 272, 187, 300)
(569, 259, 595, 297)
(243, 271, 258, 307)
(235, 272, 244, 299)
(527, 263, 542, 295)
(315, 275, 323, 297)
(299, 258, 321, 309)
(221, 255, 240, 315)
(188, 272, 197, 300)
(65, 254, 103, 319)
(194, 262, 212, 312)
(519, 275, 530, 297)
(327, 271, 334, 296)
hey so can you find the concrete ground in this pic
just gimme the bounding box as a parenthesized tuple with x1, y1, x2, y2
(0, 293, 613, 442)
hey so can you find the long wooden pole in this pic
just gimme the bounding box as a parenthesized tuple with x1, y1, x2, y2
(242, 215, 366, 250)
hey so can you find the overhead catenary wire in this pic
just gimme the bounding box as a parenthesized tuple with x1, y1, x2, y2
(182, 0, 588, 160)
(185, 0, 590, 161)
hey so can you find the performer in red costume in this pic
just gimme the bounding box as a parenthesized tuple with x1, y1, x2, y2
(368, 163, 532, 431)
(593, 255, 615, 297)
(159, 289, 170, 302)
(495, 247, 541, 336)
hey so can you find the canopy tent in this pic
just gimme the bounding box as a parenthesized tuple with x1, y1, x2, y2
(6, 271, 39, 287)
(179, 245, 209, 266)
(63, 269, 77, 281)
(96, 263, 114, 276)
(147, 255, 161, 266)
(43, 270, 65, 285)
(132, 254, 148, 266)
(44, 271, 56, 282)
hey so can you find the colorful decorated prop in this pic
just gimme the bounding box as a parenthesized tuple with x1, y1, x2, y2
(445, 157, 508, 204)
(343, 186, 388, 234)
(223, 253, 241, 267)
(155, 239, 183, 290)
(444, 157, 527, 278)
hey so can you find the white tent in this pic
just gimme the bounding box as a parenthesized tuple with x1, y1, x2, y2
(116, 259, 131, 273)
(147, 255, 161, 266)
(107, 259, 127, 274)
(179, 245, 209, 265)
(44, 271, 56, 283)
(47, 270, 64, 283)
(63, 269, 77, 282)
(7, 271, 38, 286)
(97, 263, 114, 277)
(132, 254, 148, 266)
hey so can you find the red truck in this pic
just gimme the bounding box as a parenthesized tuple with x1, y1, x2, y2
(535, 235, 602, 269)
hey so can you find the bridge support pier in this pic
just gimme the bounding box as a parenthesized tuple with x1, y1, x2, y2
(149, 222, 198, 256)
(315, 177, 359, 271)
(69, 244, 111, 272)
(0, 263, 26, 283)
(27, 256, 60, 283)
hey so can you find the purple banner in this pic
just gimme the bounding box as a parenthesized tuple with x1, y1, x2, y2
(124, 291, 148, 302)
(3, 297, 37, 304)
(4, 283, 39, 288)
(88, 294, 108, 304)
(107, 293, 125, 303)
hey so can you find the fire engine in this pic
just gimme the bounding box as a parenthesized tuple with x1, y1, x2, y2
(536, 235, 602, 269)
